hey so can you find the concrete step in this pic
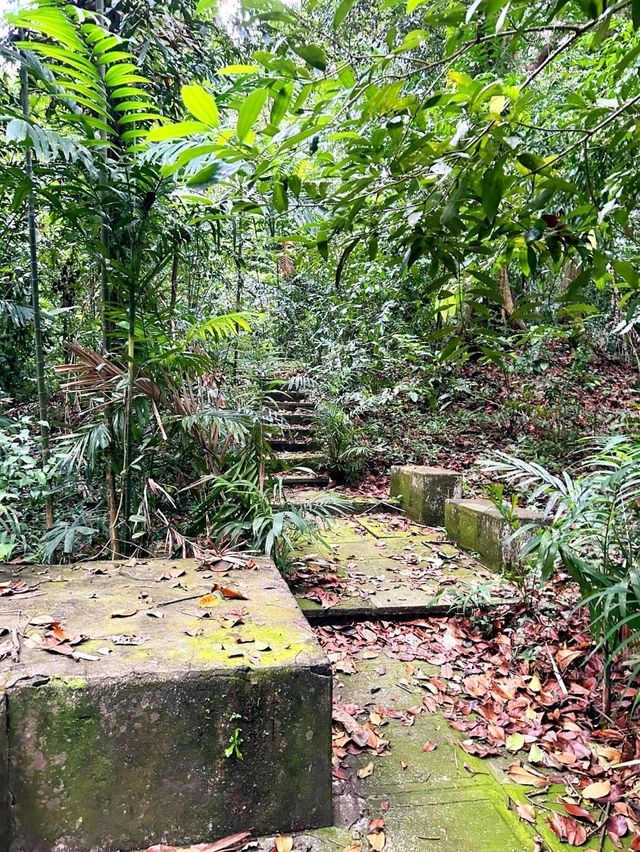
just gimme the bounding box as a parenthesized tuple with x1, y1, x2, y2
(269, 401, 316, 412)
(272, 450, 326, 472)
(265, 389, 310, 403)
(276, 472, 331, 487)
(273, 424, 316, 438)
(280, 411, 315, 425)
(270, 439, 320, 452)
(444, 497, 544, 571)
(0, 558, 332, 849)
(287, 490, 401, 515)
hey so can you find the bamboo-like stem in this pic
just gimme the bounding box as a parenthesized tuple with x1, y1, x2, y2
(20, 45, 54, 530)
(95, 0, 120, 559)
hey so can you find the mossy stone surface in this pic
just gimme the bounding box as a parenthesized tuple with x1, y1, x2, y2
(293, 516, 506, 622)
(0, 558, 332, 851)
(445, 498, 544, 571)
(303, 656, 562, 852)
(390, 466, 462, 526)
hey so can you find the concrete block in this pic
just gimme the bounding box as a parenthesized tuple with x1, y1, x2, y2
(0, 558, 332, 851)
(390, 466, 462, 525)
(445, 498, 543, 571)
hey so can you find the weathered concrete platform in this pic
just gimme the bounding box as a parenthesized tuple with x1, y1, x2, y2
(292, 516, 513, 621)
(280, 656, 562, 852)
(390, 465, 462, 525)
(286, 488, 401, 515)
(445, 498, 544, 571)
(0, 558, 332, 851)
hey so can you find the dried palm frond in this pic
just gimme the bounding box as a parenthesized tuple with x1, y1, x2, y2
(277, 242, 296, 279)
(56, 342, 248, 469)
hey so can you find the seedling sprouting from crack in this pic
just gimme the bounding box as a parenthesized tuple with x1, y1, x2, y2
(224, 713, 243, 761)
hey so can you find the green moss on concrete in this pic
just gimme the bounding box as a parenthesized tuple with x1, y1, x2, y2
(390, 466, 462, 526)
(7, 682, 116, 848)
(49, 676, 88, 690)
(186, 622, 311, 666)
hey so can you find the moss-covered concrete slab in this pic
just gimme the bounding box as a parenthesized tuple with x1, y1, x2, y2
(445, 498, 544, 571)
(296, 656, 555, 852)
(287, 489, 401, 515)
(272, 450, 327, 472)
(292, 515, 513, 622)
(390, 465, 463, 525)
(0, 558, 332, 851)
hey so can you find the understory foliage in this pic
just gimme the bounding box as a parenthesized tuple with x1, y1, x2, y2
(483, 435, 640, 709)
(0, 0, 638, 678)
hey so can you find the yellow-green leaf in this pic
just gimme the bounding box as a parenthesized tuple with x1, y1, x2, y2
(181, 84, 219, 128)
(217, 64, 260, 75)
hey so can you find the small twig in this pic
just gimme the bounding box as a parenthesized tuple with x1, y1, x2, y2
(10, 627, 19, 663)
(155, 593, 204, 608)
(545, 644, 568, 696)
(597, 803, 611, 851)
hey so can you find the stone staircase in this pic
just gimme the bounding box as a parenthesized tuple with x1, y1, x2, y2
(264, 383, 330, 488)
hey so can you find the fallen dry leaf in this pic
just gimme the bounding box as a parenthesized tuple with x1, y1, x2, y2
(508, 763, 549, 788)
(422, 741, 437, 752)
(212, 584, 248, 601)
(357, 761, 374, 779)
(198, 593, 223, 608)
(582, 780, 611, 800)
(548, 813, 587, 846)
(145, 830, 251, 852)
(563, 802, 593, 822)
(110, 609, 138, 619)
(367, 832, 385, 851)
(516, 803, 536, 824)
(275, 836, 293, 852)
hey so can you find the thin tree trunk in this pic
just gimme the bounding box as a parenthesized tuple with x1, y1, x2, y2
(498, 266, 526, 330)
(169, 245, 179, 336)
(20, 50, 54, 530)
(95, 0, 120, 559)
(121, 271, 136, 553)
(232, 217, 243, 379)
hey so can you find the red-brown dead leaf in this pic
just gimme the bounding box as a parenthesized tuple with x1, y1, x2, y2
(563, 802, 594, 822)
(508, 762, 549, 788)
(212, 584, 248, 601)
(146, 831, 251, 851)
(548, 813, 587, 846)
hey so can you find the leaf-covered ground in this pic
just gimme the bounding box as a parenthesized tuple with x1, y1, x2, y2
(348, 342, 639, 497)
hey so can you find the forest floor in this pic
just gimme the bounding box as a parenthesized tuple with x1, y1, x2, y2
(349, 344, 639, 501)
(252, 513, 640, 852)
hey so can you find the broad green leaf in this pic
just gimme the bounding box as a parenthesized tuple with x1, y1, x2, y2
(395, 29, 427, 52)
(147, 120, 209, 141)
(217, 64, 260, 75)
(195, 0, 218, 13)
(270, 83, 293, 127)
(292, 44, 328, 71)
(272, 180, 288, 212)
(182, 84, 219, 127)
(333, 0, 357, 28)
(237, 88, 268, 141)
(613, 260, 638, 288)
(481, 165, 504, 224)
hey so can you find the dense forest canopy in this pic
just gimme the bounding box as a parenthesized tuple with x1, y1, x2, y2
(0, 0, 638, 565)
